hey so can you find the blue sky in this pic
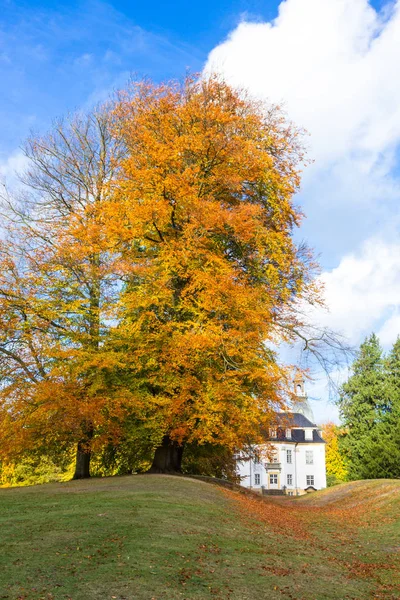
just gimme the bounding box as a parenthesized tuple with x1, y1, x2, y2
(3, 0, 385, 154)
(0, 0, 279, 158)
(1, 0, 400, 422)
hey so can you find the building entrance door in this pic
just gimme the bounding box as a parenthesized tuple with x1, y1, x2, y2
(269, 473, 279, 489)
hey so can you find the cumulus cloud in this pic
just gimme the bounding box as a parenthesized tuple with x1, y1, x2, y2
(0, 150, 29, 191)
(378, 311, 400, 346)
(205, 0, 400, 340)
(315, 238, 400, 343)
(205, 1, 400, 417)
(205, 0, 400, 170)
(205, 0, 400, 253)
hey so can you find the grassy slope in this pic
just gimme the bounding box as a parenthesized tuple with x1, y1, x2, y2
(0, 476, 398, 600)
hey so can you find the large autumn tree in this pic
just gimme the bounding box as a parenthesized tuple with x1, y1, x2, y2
(108, 76, 323, 472)
(0, 107, 130, 478)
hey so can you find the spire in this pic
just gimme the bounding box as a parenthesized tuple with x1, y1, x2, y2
(293, 372, 306, 397)
(293, 374, 315, 424)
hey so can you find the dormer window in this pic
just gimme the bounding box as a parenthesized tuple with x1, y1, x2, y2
(270, 428, 277, 438)
(286, 428, 291, 439)
(305, 429, 313, 441)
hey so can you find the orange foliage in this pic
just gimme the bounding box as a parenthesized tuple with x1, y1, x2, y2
(106, 75, 321, 453)
(0, 76, 322, 472)
(0, 110, 134, 469)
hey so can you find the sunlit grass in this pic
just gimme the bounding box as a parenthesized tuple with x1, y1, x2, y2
(0, 475, 399, 599)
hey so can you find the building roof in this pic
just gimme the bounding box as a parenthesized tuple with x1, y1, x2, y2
(275, 412, 317, 428)
(267, 412, 325, 444)
(285, 428, 325, 444)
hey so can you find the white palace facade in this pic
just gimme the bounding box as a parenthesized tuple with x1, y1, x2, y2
(236, 378, 327, 496)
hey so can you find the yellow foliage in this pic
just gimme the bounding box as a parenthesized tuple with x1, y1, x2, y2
(321, 422, 348, 483)
(106, 75, 321, 451)
(0, 76, 323, 470)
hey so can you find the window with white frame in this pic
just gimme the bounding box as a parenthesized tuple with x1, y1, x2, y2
(254, 473, 261, 485)
(286, 449, 292, 464)
(270, 428, 277, 438)
(287, 474, 293, 486)
(254, 455, 260, 464)
(286, 429, 291, 439)
(305, 429, 313, 441)
(270, 474, 278, 485)
(305, 450, 314, 465)
(306, 475, 315, 487)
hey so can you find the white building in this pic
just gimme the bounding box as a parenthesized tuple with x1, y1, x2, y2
(236, 378, 327, 496)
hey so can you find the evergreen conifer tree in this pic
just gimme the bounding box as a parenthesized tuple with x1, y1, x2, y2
(338, 333, 387, 480)
(371, 337, 400, 478)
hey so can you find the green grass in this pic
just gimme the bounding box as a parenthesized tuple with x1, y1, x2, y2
(0, 475, 399, 599)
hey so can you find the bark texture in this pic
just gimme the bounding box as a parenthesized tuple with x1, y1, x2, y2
(73, 441, 91, 479)
(73, 426, 94, 479)
(148, 436, 184, 473)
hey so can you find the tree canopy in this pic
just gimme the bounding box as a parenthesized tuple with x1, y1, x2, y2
(0, 75, 325, 476)
(108, 76, 322, 470)
(0, 108, 131, 478)
(338, 333, 400, 480)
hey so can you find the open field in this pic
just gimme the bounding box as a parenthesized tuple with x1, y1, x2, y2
(0, 476, 399, 600)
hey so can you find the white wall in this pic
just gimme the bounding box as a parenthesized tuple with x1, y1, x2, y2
(237, 442, 327, 493)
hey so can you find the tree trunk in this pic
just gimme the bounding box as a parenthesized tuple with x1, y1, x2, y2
(148, 436, 184, 473)
(73, 425, 94, 479)
(73, 441, 91, 479)
(72, 272, 99, 482)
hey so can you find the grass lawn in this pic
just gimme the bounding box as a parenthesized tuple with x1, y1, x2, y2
(0, 475, 399, 599)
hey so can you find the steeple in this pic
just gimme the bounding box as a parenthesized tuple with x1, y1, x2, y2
(293, 374, 315, 424)
(294, 373, 306, 398)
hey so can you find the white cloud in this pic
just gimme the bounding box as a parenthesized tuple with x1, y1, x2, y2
(205, 0, 400, 172)
(308, 367, 350, 425)
(0, 150, 29, 189)
(204, 0, 400, 259)
(377, 311, 400, 346)
(313, 238, 400, 344)
(310, 397, 340, 425)
(73, 53, 93, 67)
(205, 1, 400, 415)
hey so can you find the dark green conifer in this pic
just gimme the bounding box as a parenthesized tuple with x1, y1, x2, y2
(338, 334, 386, 480)
(339, 333, 400, 479)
